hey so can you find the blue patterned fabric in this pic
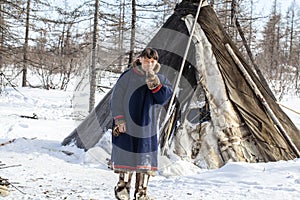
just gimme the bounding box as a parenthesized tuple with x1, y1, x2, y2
(110, 67, 172, 172)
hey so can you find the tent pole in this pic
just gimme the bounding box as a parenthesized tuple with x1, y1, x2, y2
(276, 102, 300, 115)
(161, 0, 204, 155)
(225, 43, 300, 158)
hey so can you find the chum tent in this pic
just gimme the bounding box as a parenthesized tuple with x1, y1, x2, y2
(62, 0, 300, 169)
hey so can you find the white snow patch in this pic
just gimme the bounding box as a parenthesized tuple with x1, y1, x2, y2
(1, 86, 300, 199)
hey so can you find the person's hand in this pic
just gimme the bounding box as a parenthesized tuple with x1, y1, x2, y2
(146, 70, 161, 90)
(113, 119, 126, 137)
(118, 123, 126, 133)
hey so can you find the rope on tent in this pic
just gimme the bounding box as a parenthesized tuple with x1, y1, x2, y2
(161, 0, 204, 155)
(276, 102, 300, 116)
(225, 43, 300, 158)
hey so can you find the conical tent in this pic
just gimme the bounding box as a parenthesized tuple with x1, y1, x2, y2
(62, 0, 300, 169)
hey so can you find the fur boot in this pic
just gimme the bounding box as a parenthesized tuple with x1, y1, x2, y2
(114, 172, 133, 200)
(134, 173, 152, 200)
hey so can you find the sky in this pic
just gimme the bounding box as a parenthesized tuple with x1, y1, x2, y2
(256, 0, 298, 15)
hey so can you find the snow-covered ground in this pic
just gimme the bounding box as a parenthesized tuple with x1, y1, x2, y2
(1, 84, 300, 199)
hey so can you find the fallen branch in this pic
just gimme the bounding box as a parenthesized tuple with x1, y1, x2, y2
(8, 182, 26, 195)
(0, 177, 26, 195)
(20, 113, 38, 120)
(0, 164, 22, 169)
(0, 177, 9, 186)
(0, 139, 16, 147)
(97, 85, 112, 90)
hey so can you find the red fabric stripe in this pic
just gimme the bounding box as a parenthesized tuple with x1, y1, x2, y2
(151, 84, 162, 93)
(113, 165, 158, 171)
(114, 115, 124, 120)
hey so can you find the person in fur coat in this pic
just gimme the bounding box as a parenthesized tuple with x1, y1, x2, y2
(110, 48, 172, 200)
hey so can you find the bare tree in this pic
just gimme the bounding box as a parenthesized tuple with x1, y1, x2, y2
(258, 1, 281, 78)
(0, 1, 4, 70)
(2, 0, 299, 97)
(128, 0, 136, 65)
(118, 0, 125, 69)
(285, 0, 300, 92)
(22, 0, 30, 87)
(0, 0, 27, 85)
(89, 0, 99, 112)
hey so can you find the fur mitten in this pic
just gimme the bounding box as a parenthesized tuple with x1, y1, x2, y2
(146, 71, 161, 90)
(113, 118, 126, 137)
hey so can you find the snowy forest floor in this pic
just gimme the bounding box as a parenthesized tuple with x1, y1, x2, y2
(1, 86, 300, 200)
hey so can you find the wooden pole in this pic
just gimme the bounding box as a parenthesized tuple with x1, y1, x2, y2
(225, 43, 300, 157)
(161, 0, 204, 155)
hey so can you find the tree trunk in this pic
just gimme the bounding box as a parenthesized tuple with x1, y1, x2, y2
(89, 0, 99, 113)
(118, 0, 125, 69)
(22, 0, 30, 87)
(288, 1, 295, 65)
(0, 2, 3, 70)
(128, 0, 136, 65)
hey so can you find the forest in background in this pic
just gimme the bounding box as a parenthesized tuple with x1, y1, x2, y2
(0, 0, 299, 111)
